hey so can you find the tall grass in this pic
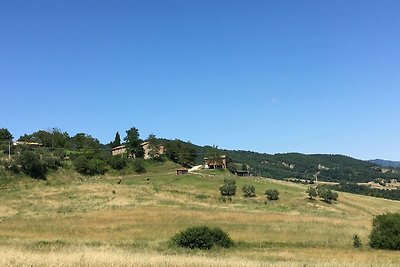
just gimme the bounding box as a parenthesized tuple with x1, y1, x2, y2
(0, 165, 400, 266)
(1, 245, 399, 267)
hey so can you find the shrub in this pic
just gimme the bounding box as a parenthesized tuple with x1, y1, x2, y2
(242, 184, 256, 198)
(318, 188, 338, 204)
(0, 159, 19, 174)
(73, 154, 107, 175)
(369, 213, 400, 250)
(210, 227, 234, 248)
(265, 189, 279, 201)
(109, 156, 127, 170)
(353, 234, 362, 248)
(17, 150, 48, 179)
(219, 178, 237, 197)
(133, 160, 146, 173)
(41, 153, 63, 170)
(172, 226, 234, 249)
(8, 161, 21, 173)
(307, 186, 318, 200)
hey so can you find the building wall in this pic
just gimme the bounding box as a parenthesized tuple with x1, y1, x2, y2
(141, 142, 165, 159)
(112, 146, 127, 156)
(204, 156, 227, 169)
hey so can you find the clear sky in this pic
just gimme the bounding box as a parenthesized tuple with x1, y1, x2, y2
(1, 0, 399, 160)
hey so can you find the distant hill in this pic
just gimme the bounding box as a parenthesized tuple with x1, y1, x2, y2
(223, 151, 400, 183)
(369, 159, 400, 168)
(158, 139, 400, 183)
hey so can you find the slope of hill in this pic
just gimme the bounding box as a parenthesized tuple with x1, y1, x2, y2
(369, 159, 400, 168)
(0, 163, 399, 266)
(158, 139, 400, 183)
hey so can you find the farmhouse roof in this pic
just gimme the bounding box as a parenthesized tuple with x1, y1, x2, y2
(112, 145, 126, 150)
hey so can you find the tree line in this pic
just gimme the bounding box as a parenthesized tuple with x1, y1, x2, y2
(0, 127, 160, 179)
(2, 127, 400, 188)
(0, 127, 215, 180)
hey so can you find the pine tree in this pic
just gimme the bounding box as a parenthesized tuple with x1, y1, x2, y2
(112, 132, 121, 147)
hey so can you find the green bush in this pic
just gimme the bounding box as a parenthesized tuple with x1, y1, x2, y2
(219, 178, 237, 197)
(1, 159, 19, 174)
(41, 153, 63, 170)
(109, 156, 127, 170)
(13, 148, 63, 179)
(353, 234, 362, 248)
(133, 160, 146, 173)
(0, 159, 19, 174)
(369, 213, 400, 250)
(73, 154, 107, 175)
(210, 227, 234, 248)
(318, 188, 338, 204)
(17, 150, 48, 179)
(265, 189, 279, 201)
(307, 186, 318, 200)
(172, 226, 234, 249)
(242, 184, 256, 198)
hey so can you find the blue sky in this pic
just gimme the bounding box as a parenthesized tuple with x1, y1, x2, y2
(1, 0, 399, 160)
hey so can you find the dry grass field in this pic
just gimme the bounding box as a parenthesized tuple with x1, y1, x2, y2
(1, 161, 400, 266)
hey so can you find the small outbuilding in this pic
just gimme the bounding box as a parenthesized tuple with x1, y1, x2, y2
(235, 170, 251, 177)
(176, 169, 189, 175)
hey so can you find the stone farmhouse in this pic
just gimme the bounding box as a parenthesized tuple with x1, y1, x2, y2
(111, 142, 165, 159)
(204, 155, 227, 169)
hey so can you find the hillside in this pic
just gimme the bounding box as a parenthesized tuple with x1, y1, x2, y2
(369, 159, 400, 168)
(158, 139, 400, 183)
(3, 128, 399, 184)
(1, 162, 400, 266)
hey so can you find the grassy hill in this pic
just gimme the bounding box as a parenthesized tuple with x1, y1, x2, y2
(159, 139, 400, 183)
(1, 160, 400, 266)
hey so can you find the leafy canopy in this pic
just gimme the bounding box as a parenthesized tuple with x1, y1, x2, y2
(265, 189, 279, 201)
(370, 213, 400, 250)
(219, 178, 237, 197)
(242, 184, 256, 198)
(124, 127, 144, 157)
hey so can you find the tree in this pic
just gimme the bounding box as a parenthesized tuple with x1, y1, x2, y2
(307, 187, 318, 200)
(0, 128, 13, 154)
(265, 189, 279, 201)
(71, 133, 101, 150)
(164, 139, 196, 165)
(124, 127, 143, 158)
(0, 128, 13, 142)
(227, 162, 238, 173)
(369, 213, 400, 250)
(219, 178, 237, 197)
(50, 128, 71, 149)
(241, 164, 248, 171)
(318, 188, 338, 204)
(147, 134, 160, 159)
(111, 132, 121, 148)
(204, 145, 220, 159)
(16, 129, 70, 149)
(242, 184, 256, 198)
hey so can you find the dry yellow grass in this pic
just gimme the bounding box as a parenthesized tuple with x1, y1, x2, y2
(1, 169, 400, 266)
(1, 246, 399, 267)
